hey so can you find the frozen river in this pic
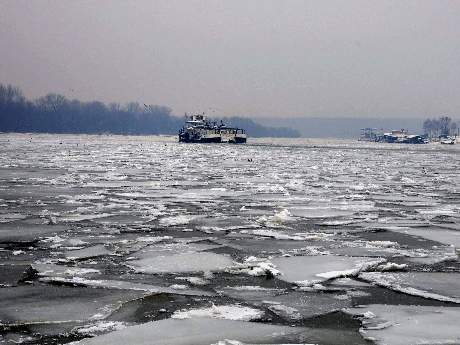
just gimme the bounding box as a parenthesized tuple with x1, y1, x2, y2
(0, 133, 459, 345)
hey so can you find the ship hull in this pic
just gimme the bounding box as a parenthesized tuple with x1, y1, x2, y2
(179, 136, 222, 143)
(179, 135, 246, 143)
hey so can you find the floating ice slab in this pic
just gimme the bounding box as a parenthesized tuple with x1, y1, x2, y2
(272, 255, 385, 285)
(159, 215, 202, 227)
(289, 207, 354, 219)
(220, 288, 351, 320)
(73, 318, 311, 345)
(132, 240, 222, 259)
(344, 304, 460, 345)
(390, 226, 460, 249)
(65, 245, 112, 260)
(0, 223, 69, 243)
(359, 272, 460, 303)
(33, 263, 101, 278)
(59, 213, 113, 222)
(244, 229, 334, 241)
(127, 252, 234, 274)
(0, 284, 143, 325)
(37, 277, 214, 296)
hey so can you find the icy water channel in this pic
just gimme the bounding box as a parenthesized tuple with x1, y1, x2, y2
(0, 133, 459, 345)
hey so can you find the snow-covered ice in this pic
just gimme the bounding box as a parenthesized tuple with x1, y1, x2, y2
(171, 304, 264, 321)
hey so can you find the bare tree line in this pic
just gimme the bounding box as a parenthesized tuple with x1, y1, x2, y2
(0, 83, 180, 134)
(422, 116, 459, 138)
(0, 83, 299, 137)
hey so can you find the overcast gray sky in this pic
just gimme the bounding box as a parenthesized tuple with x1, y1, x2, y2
(1, 0, 459, 118)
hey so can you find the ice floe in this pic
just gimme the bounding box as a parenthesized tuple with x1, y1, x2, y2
(271, 255, 385, 286)
(72, 317, 317, 345)
(128, 252, 234, 274)
(345, 304, 460, 345)
(359, 272, 460, 303)
(65, 245, 112, 260)
(0, 284, 144, 325)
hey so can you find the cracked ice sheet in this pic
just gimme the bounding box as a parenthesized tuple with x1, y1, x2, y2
(271, 255, 385, 286)
(72, 317, 353, 345)
(344, 304, 460, 345)
(358, 272, 460, 303)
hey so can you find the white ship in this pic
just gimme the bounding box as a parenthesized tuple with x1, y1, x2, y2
(178, 114, 247, 143)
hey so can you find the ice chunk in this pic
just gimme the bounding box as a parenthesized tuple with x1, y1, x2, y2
(329, 277, 372, 288)
(175, 276, 209, 286)
(289, 206, 355, 219)
(169, 284, 188, 290)
(171, 304, 264, 321)
(0, 223, 69, 243)
(390, 226, 460, 249)
(247, 229, 304, 241)
(33, 263, 101, 278)
(226, 256, 280, 277)
(375, 262, 407, 272)
(37, 277, 215, 296)
(272, 255, 385, 286)
(60, 213, 113, 222)
(159, 215, 201, 226)
(136, 235, 172, 243)
(223, 285, 283, 292)
(255, 209, 292, 226)
(74, 321, 129, 336)
(220, 288, 351, 320)
(0, 284, 144, 325)
(266, 303, 302, 320)
(359, 272, 460, 303)
(344, 304, 460, 345)
(65, 245, 112, 260)
(72, 318, 313, 345)
(127, 252, 234, 274)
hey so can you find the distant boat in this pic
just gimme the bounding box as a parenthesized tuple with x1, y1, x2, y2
(379, 129, 427, 144)
(178, 114, 247, 143)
